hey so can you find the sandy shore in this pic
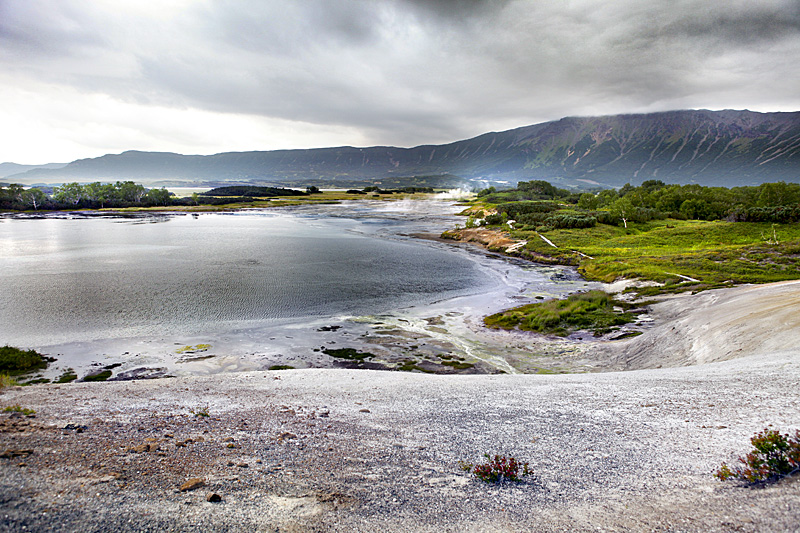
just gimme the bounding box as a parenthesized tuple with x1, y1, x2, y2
(1, 282, 800, 531)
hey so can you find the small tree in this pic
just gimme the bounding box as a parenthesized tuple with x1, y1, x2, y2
(53, 182, 85, 205)
(22, 188, 47, 210)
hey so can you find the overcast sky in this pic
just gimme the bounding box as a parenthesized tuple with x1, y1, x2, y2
(1, 0, 799, 163)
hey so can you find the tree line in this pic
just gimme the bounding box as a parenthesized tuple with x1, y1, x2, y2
(0, 181, 175, 211)
(479, 179, 800, 228)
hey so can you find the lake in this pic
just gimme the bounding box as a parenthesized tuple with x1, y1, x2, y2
(0, 200, 595, 378)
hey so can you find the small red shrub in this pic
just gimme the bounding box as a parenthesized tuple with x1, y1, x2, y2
(461, 454, 531, 483)
(716, 428, 800, 483)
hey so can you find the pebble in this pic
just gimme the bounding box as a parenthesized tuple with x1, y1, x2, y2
(206, 493, 222, 503)
(179, 478, 205, 492)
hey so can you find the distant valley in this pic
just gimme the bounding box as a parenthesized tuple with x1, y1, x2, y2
(5, 109, 800, 189)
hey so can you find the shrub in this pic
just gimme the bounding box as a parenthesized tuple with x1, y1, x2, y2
(497, 201, 558, 219)
(0, 374, 18, 388)
(0, 346, 50, 375)
(460, 454, 532, 483)
(190, 406, 210, 418)
(484, 213, 504, 225)
(546, 214, 597, 229)
(716, 428, 800, 483)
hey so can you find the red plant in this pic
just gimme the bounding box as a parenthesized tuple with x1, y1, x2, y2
(716, 428, 800, 483)
(461, 454, 532, 483)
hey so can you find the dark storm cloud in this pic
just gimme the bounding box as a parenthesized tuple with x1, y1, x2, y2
(1, 0, 799, 158)
(663, 2, 800, 44)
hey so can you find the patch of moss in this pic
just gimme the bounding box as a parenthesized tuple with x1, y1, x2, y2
(3, 405, 35, 415)
(82, 370, 112, 382)
(21, 378, 50, 385)
(55, 369, 78, 383)
(441, 360, 475, 370)
(268, 365, 295, 371)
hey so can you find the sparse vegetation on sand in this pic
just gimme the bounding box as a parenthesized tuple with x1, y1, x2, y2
(2, 404, 36, 416)
(716, 428, 800, 484)
(460, 454, 532, 483)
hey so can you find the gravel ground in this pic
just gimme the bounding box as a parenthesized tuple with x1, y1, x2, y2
(2, 281, 800, 532)
(1, 349, 799, 532)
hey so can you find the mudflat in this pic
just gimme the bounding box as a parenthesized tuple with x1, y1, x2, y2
(1, 282, 799, 532)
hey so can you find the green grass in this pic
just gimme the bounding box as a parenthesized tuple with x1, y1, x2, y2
(484, 290, 635, 336)
(3, 404, 35, 416)
(508, 219, 800, 287)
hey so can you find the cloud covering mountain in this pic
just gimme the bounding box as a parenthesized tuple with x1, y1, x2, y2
(12, 110, 800, 189)
(1, 1, 799, 163)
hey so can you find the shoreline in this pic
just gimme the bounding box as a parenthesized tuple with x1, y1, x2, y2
(2, 342, 798, 531)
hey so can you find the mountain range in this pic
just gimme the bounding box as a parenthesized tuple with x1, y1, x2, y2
(5, 109, 800, 189)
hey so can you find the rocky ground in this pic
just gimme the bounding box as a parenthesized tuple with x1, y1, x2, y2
(1, 281, 800, 532)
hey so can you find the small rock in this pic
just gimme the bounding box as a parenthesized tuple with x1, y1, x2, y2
(222, 437, 235, 443)
(359, 409, 371, 413)
(226, 461, 235, 467)
(128, 443, 159, 453)
(276, 432, 297, 442)
(236, 463, 248, 468)
(2, 448, 35, 459)
(179, 478, 205, 492)
(206, 493, 222, 503)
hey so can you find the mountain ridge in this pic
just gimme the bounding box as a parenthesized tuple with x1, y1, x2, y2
(8, 109, 800, 188)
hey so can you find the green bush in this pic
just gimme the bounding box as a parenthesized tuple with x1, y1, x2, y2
(497, 201, 558, 219)
(0, 346, 49, 375)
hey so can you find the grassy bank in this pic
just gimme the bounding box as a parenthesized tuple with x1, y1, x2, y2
(515, 219, 800, 291)
(451, 180, 800, 336)
(484, 290, 641, 337)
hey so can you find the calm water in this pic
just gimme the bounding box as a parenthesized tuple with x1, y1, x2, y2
(0, 200, 594, 376)
(0, 204, 496, 345)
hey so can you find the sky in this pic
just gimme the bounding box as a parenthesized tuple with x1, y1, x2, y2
(1, 0, 799, 164)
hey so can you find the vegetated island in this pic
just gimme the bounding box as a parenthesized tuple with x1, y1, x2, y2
(1, 179, 800, 531)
